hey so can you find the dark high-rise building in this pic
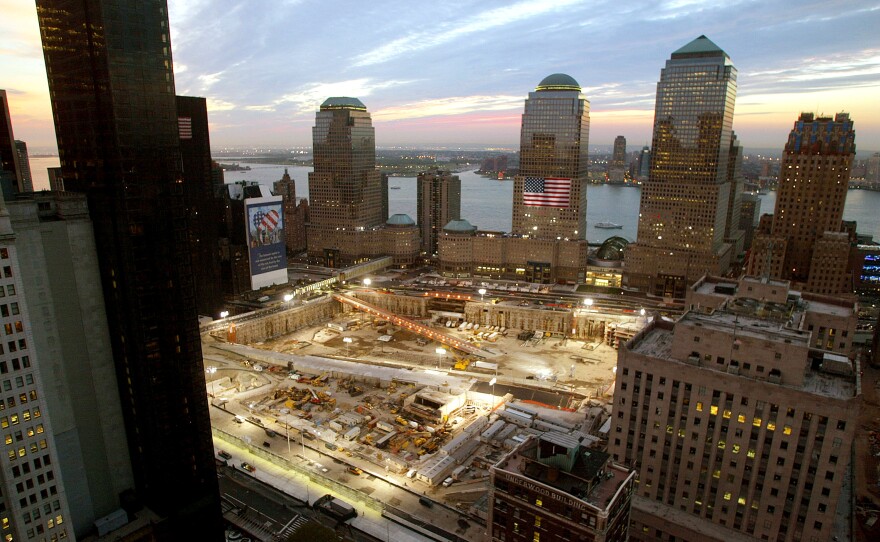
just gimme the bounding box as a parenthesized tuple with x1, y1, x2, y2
(624, 36, 738, 299)
(608, 135, 626, 183)
(0, 90, 27, 198)
(274, 169, 309, 255)
(306, 97, 385, 266)
(177, 95, 222, 318)
(14, 140, 33, 193)
(417, 169, 461, 257)
(636, 145, 651, 181)
(512, 74, 590, 240)
(747, 113, 857, 294)
(47, 166, 64, 191)
(36, 1, 222, 538)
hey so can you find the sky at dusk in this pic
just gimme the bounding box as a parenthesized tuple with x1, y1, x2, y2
(2, 0, 880, 153)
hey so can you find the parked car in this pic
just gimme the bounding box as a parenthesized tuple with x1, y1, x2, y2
(217, 450, 232, 460)
(347, 467, 362, 476)
(240, 462, 255, 473)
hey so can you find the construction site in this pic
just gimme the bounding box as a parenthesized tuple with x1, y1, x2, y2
(202, 282, 647, 527)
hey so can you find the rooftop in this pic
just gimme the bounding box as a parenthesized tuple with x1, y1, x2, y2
(535, 73, 581, 92)
(320, 97, 367, 111)
(386, 213, 415, 226)
(671, 35, 728, 60)
(495, 435, 633, 511)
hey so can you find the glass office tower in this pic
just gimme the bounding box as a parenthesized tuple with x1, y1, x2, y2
(512, 74, 590, 240)
(624, 36, 738, 298)
(36, 1, 222, 538)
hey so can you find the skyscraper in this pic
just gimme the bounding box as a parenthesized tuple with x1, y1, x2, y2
(636, 146, 651, 181)
(747, 113, 857, 294)
(512, 74, 590, 240)
(0, 197, 75, 542)
(14, 141, 33, 193)
(36, 1, 222, 538)
(417, 169, 461, 257)
(307, 97, 385, 267)
(610, 275, 859, 542)
(624, 36, 738, 299)
(608, 135, 627, 183)
(177, 95, 222, 318)
(0, 90, 27, 198)
(8, 191, 133, 538)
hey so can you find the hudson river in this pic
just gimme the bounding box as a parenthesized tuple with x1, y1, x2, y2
(30, 158, 880, 243)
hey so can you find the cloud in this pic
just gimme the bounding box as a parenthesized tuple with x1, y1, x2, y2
(351, 0, 584, 67)
(743, 49, 880, 95)
(372, 95, 523, 122)
(245, 78, 417, 114)
(206, 98, 236, 112)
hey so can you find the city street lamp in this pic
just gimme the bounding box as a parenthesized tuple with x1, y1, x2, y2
(583, 298, 594, 314)
(205, 366, 217, 397)
(219, 310, 229, 319)
(283, 293, 294, 307)
(363, 278, 372, 287)
(478, 288, 486, 302)
(343, 336, 353, 357)
(436, 347, 446, 369)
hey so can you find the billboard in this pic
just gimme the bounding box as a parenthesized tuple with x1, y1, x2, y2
(245, 195, 288, 290)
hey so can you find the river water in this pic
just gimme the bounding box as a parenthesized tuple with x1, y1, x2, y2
(26, 157, 880, 243)
(224, 164, 880, 244)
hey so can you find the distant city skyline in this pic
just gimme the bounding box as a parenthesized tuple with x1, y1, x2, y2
(3, 0, 880, 152)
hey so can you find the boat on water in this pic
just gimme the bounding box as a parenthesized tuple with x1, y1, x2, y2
(595, 222, 623, 229)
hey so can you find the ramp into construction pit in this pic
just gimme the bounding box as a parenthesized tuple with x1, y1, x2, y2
(332, 293, 497, 358)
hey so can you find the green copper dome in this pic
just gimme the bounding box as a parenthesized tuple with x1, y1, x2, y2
(320, 97, 367, 111)
(536, 73, 581, 92)
(387, 213, 415, 226)
(443, 219, 477, 233)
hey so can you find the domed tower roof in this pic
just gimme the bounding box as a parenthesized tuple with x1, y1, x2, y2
(320, 97, 367, 111)
(535, 73, 581, 92)
(443, 219, 477, 234)
(386, 213, 415, 227)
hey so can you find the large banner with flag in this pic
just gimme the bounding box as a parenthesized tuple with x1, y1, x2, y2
(523, 177, 571, 208)
(245, 196, 288, 290)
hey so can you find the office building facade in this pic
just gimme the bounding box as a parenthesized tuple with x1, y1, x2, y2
(747, 113, 857, 294)
(489, 434, 635, 541)
(417, 169, 461, 257)
(273, 169, 309, 256)
(610, 275, 858, 542)
(624, 36, 739, 299)
(177, 96, 222, 318)
(13, 142, 33, 194)
(8, 192, 134, 538)
(306, 97, 418, 267)
(512, 74, 590, 241)
(0, 199, 75, 541)
(36, 1, 222, 537)
(608, 135, 626, 183)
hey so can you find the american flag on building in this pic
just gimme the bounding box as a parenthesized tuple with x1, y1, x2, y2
(178, 117, 192, 140)
(523, 177, 571, 208)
